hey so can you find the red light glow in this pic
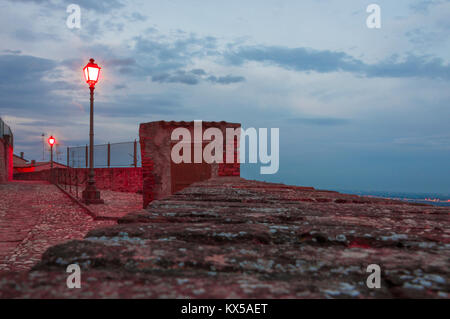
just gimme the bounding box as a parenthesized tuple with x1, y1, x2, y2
(48, 136, 55, 146)
(83, 58, 101, 87)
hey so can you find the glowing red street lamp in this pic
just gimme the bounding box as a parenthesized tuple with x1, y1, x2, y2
(48, 136, 56, 147)
(48, 136, 56, 183)
(83, 58, 101, 87)
(82, 58, 104, 204)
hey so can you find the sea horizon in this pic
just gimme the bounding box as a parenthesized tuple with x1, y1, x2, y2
(333, 189, 450, 207)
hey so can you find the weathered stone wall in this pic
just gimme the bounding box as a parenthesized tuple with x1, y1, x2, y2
(0, 137, 13, 183)
(14, 167, 142, 193)
(13, 169, 49, 181)
(139, 121, 241, 208)
(1, 177, 448, 298)
(218, 133, 240, 177)
(93, 168, 142, 193)
(0, 138, 5, 183)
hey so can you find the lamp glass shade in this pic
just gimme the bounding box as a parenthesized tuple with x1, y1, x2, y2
(83, 59, 101, 87)
(48, 136, 55, 146)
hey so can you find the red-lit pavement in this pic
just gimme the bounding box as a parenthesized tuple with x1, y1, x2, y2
(0, 181, 115, 272)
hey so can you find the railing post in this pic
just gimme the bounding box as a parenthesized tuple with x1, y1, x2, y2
(66, 147, 69, 190)
(134, 139, 137, 168)
(85, 144, 88, 168)
(108, 142, 111, 168)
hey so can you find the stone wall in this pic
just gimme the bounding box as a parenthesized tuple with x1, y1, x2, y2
(2, 177, 449, 298)
(0, 137, 13, 183)
(14, 167, 142, 193)
(139, 121, 241, 208)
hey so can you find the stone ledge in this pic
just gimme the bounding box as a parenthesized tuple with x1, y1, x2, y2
(0, 177, 448, 298)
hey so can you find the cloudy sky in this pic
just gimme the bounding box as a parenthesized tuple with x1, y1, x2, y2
(1, 0, 449, 193)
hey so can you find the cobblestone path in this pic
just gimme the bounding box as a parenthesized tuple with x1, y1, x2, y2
(0, 181, 115, 272)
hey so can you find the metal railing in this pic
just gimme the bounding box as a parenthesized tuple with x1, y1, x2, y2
(54, 140, 140, 200)
(53, 167, 88, 200)
(0, 117, 13, 147)
(67, 140, 140, 168)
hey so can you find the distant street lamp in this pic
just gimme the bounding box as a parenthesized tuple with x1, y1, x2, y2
(48, 136, 55, 183)
(82, 58, 104, 204)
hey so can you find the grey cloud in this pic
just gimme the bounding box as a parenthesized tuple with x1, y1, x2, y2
(287, 117, 351, 126)
(14, 119, 80, 128)
(102, 20, 125, 33)
(67, 0, 124, 12)
(226, 45, 450, 80)
(60, 58, 84, 71)
(410, 0, 450, 13)
(152, 71, 200, 85)
(151, 70, 245, 85)
(104, 58, 136, 68)
(128, 12, 148, 22)
(57, 31, 243, 86)
(393, 135, 450, 150)
(132, 34, 218, 75)
(405, 28, 439, 48)
(13, 29, 60, 42)
(225, 46, 364, 73)
(365, 55, 450, 80)
(2, 49, 21, 55)
(106, 33, 245, 85)
(8, 0, 50, 4)
(60, 45, 124, 72)
(0, 54, 56, 84)
(0, 53, 186, 144)
(191, 69, 207, 76)
(96, 94, 183, 117)
(207, 75, 245, 84)
(12, 0, 124, 13)
(0, 54, 79, 118)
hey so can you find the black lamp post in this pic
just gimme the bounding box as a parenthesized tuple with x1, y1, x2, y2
(82, 58, 104, 204)
(48, 136, 55, 183)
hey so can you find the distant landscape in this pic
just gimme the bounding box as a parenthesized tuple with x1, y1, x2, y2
(337, 190, 450, 207)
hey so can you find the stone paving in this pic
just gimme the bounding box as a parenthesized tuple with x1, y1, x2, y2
(0, 181, 115, 272)
(80, 190, 142, 220)
(57, 183, 143, 219)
